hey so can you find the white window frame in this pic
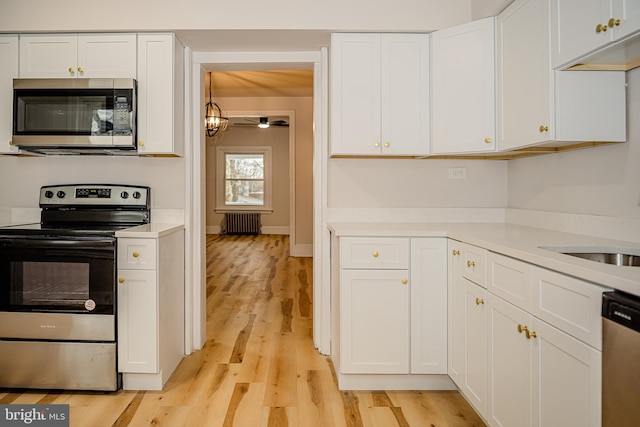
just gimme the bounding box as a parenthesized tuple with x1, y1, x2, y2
(215, 145, 273, 213)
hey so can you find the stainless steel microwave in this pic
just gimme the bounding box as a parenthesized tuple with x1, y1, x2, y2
(12, 78, 136, 155)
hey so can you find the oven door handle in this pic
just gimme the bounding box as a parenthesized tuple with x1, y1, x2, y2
(0, 237, 115, 249)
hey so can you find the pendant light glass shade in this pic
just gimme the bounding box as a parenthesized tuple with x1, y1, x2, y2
(205, 72, 228, 137)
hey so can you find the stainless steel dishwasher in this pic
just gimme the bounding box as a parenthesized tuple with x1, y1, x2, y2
(602, 291, 640, 427)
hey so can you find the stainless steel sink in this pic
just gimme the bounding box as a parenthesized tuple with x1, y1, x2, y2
(540, 246, 640, 267)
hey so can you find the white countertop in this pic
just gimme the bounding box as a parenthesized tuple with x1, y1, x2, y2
(115, 223, 184, 238)
(329, 222, 640, 297)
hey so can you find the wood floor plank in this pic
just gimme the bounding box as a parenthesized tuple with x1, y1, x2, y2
(264, 332, 298, 408)
(230, 313, 256, 363)
(0, 235, 486, 427)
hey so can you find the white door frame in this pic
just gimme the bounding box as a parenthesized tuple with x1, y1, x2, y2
(187, 49, 331, 354)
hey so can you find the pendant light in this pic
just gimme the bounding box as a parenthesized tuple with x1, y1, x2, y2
(205, 72, 228, 137)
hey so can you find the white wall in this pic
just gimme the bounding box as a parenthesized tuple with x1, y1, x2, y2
(328, 158, 508, 209)
(206, 125, 290, 232)
(507, 67, 640, 220)
(0, 0, 472, 33)
(0, 155, 185, 212)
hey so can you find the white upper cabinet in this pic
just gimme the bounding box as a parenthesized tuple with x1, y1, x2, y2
(0, 35, 19, 154)
(19, 34, 136, 78)
(431, 17, 497, 155)
(498, 0, 627, 151)
(330, 33, 430, 156)
(551, 0, 640, 69)
(136, 33, 185, 156)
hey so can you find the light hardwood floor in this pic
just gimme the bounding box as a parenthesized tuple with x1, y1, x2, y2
(0, 234, 485, 427)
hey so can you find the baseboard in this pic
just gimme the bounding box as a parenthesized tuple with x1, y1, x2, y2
(291, 243, 313, 257)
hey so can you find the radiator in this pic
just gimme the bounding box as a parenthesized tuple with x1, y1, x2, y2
(221, 212, 261, 235)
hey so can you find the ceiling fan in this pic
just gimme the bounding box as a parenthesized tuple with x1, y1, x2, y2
(233, 117, 289, 128)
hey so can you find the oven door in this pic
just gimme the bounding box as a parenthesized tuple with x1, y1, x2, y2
(0, 235, 116, 315)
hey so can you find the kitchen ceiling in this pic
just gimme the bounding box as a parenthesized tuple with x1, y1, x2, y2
(210, 69, 314, 98)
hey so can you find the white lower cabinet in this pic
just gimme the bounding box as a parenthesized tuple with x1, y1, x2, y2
(487, 293, 602, 427)
(117, 229, 185, 390)
(340, 269, 410, 373)
(488, 294, 534, 427)
(448, 240, 488, 418)
(448, 241, 604, 426)
(411, 238, 447, 374)
(462, 279, 488, 417)
(531, 317, 601, 427)
(336, 236, 449, 389)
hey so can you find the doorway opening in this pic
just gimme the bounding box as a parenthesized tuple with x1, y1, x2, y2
(187, 50, 330, 356)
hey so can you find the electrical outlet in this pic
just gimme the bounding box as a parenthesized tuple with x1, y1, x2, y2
(448, 167, 467, 180)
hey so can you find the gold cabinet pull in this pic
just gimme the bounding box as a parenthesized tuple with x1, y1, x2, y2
(78, 67, 84, 73)
(372, 251, 379, 258)
(484, 137, 492, 143)
(118, 277, 125, 283)
(374, 142, 380, 148)
(475, 298, 484, 305)
(526, 329, 537, 339)
(384, 142, 390, 148)
(467, 260, 476, 267)
(539, 125, 549, 132)
(608, 18, 621, 27)
(452, 250, 460, 256)
(139, 141, 145, 146)
(401, 278, 408, 285)
(132, 252, 140, 258)
(596, 23, 608, 33)
(518, 324, 525, 334)
(68, 67, 75, 73)
(8, 140, 13, 146)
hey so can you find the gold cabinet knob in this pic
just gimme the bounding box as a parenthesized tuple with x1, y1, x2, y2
(475, 298, 484, 305)
(384, 142, 390, 148)
(539, 125, 549, 132)
(138, 141, 145, 146)
(68, 67, 75, 73)
(608, 18, 621, 27)
(526, 329, 537, 339)
(78, 67, 84, 73)
(467, 260, 476, 267)
(118, 277, 125, 283)
(401, 278, 408, 285)
(372, 251, 379, 258)
(484, 137, 492, 143)
(374, 141, 380, 148)
(518, 324, 525, 334)
(132, 252, 140, 258)
(8, 140, 13, 146)
(596, 23, 608, 33)
(452, 250, 460, 256)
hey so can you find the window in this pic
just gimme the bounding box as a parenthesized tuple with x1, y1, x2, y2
(216, 146, 272, 212)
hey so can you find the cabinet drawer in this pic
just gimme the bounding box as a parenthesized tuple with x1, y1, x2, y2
(488, 252, 532, 311)
(531, 267, 604, 350)
(118, 238, 157, 270)
(340, 237, 409, 269)
(462, 243, 487, 287)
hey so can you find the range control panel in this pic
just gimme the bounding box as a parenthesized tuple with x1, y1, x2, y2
(39, 184, 150, 208)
